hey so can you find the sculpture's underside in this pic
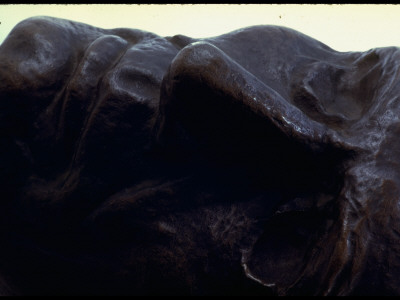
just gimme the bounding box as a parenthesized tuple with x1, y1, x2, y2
(1, 16, 400, 295)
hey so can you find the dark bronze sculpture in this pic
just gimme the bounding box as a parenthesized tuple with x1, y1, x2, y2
(1, 16, 399, 296)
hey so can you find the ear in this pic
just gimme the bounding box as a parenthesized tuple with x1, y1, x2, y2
(154, 41, 359, 295)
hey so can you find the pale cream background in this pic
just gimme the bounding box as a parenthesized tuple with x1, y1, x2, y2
(0, 4, 399, 52)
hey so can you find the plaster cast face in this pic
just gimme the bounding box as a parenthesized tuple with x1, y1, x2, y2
(0, 16, 400, 296)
